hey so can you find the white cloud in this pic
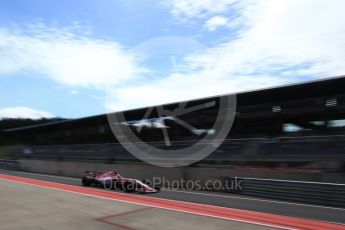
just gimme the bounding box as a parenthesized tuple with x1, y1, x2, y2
(106, 0, 345, 111)
(0, 23, 144, 88)
(197, 0, 345, 77)
(69, 89, 79, 95)
(0, 106, 54, 119)
(162, 0, 238, 19)
(167, 0, 345, 79)
(204, 16, 229, 31)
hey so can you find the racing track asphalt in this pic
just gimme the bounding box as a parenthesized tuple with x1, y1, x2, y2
(1, 169, 344, 225)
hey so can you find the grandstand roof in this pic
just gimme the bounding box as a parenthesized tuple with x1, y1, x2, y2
(4, 75, 345, 133)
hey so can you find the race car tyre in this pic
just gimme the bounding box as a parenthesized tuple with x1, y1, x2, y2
(102, 179, 113, 190)
(81, 177, 90, 186)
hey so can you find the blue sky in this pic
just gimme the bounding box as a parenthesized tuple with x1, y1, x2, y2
(0, 0, 344, 119)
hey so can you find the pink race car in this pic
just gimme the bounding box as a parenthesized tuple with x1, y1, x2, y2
(81, 170, 160, 193)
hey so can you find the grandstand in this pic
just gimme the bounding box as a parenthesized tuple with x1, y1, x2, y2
(2, 76, 345, 171)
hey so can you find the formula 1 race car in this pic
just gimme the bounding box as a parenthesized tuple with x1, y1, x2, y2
(81, 170, 160, 193)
